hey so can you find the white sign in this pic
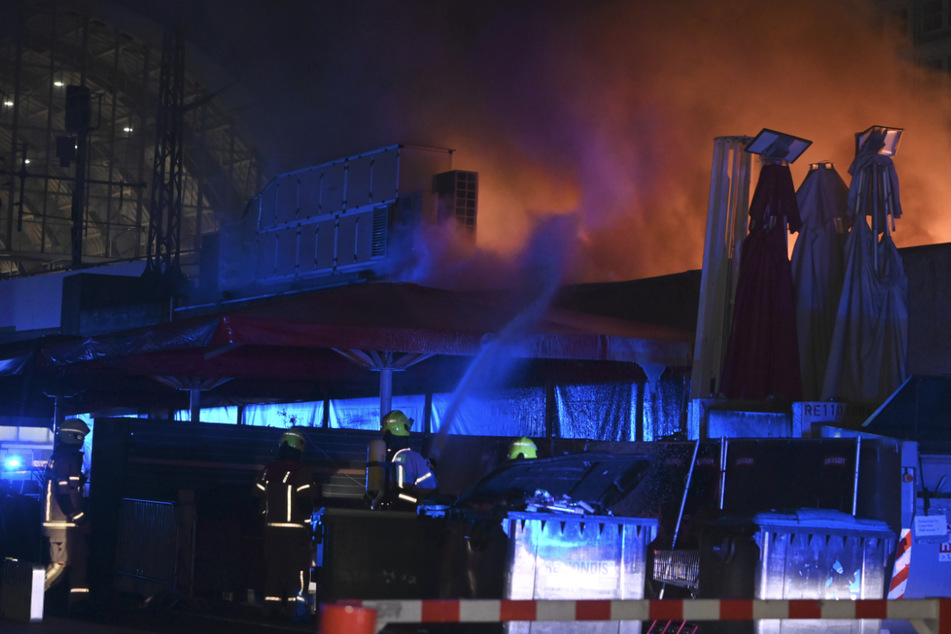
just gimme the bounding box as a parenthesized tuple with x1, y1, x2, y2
(915, 514, 949, 539)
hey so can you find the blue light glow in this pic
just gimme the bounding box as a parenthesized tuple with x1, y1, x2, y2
(3, 455, 23, 470)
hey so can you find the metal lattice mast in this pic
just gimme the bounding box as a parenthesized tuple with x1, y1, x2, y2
(145, 22, 185, 279)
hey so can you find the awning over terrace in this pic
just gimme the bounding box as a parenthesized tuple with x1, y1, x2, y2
(4, 281, 694, 418)
(40, 281, 694, 369)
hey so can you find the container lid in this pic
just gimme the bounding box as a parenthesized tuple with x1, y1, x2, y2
(454, 452, 651, 512)
(711, 508, 893, 536)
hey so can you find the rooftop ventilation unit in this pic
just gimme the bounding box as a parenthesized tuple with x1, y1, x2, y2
(433, 170, 478, 239)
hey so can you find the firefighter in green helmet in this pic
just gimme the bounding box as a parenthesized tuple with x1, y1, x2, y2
(367, 410, 437, 508)
(254, 428, 316, 621)
(507, 436, 538, 461)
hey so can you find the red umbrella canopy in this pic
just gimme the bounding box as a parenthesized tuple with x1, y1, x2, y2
(720, 162, 803, 401)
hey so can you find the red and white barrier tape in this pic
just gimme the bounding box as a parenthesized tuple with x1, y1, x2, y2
(345, 598, 951, 634)
(889, 528, 912, 599)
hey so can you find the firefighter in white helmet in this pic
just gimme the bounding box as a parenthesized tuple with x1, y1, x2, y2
(254, 428, 316, 621)
(368, 410, 437, 508)
(42, 419, 90, 603)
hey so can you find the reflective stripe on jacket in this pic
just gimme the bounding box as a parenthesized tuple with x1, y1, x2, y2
(254, 459, 314, 528)
(391, 448, 437, 491)
(43, 449, 85, 529)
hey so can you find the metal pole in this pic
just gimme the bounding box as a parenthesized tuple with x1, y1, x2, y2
(189, 378, 200, 423)
(379, 367, 393, 418)
(672, 439, 701, 549)
(852, 435, 861, 516)
(52, 395, 64, 429)
(71, 126, 88, 268)
(659, 439, 700, 600)
(719, 437, 729, 510)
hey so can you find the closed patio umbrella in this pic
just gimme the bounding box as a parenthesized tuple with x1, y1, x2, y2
(821, 126, 908, 403)
(791, 162, 850, 400)
(720, 157, 804, 402)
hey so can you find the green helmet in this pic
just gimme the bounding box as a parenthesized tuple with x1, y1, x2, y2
(381, 410, 412, 437)
(57, 419, 90, 446)
(279, 428, 306, 452)
(508, 436, 538, 460)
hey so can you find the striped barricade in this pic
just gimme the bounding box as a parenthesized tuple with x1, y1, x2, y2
(323, 598, 951, 634)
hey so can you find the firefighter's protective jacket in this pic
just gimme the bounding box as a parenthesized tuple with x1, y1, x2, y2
(390, 447, 437, 503)
(43, 445, 89, 593)
(254, 458, 315, 528)
(43, 448, 86, 530)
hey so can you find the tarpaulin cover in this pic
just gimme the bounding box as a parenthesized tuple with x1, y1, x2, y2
(208, 381, 680, 442)
(791, 163, 850, 400)
(432, 388, 547, 436)
(720, 163, 803, 401)
(0, 350, 36, 377)
(555, 383, 634, 441)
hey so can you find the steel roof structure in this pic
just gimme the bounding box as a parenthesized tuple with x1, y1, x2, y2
(0, 1, 262, 277)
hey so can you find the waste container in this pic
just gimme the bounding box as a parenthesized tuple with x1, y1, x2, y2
(317, 452, 657, 633)
(454, 452, 658, 634)
(502, 511, 657, 634)
(316, 508, 449, 601)
(699, 508, 895, 634)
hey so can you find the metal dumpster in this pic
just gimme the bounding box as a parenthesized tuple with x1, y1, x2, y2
(502, 511, 657, 634)
(700, 508, 895, 634)
(316, 507, 449, 601)
(455, 452, 657, 634)
(316, 452, 656, 633)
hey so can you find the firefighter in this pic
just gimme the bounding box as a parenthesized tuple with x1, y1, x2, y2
(42, 419, 90, 603)
(507, 436, 538, 461)
(254, 428, 316, 621)
(378, 410, 437, 506)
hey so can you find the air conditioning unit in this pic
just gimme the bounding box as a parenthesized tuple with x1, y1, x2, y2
(433, 169, 478, 239)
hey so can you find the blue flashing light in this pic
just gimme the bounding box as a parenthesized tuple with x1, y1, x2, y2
(3, 455, 23, 471)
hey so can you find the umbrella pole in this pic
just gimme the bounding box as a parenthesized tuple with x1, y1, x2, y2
(379, 367, 393, 419)
(190, 377, 201, 423)
(871, 169, 880, 275)
(854, 169, 866, 225)
(883, 168, 896, 234)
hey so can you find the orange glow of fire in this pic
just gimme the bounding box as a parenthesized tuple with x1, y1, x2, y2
(393, 0, 951, 287)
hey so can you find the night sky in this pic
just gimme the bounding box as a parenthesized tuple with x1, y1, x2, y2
(111, 0, 951, 286)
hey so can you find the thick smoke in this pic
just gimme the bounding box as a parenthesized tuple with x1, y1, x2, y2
(181, 0, 951, 285)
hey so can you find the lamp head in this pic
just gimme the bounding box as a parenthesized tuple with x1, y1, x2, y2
(855, 125, 903, 158)
(745, 128, 813, 164)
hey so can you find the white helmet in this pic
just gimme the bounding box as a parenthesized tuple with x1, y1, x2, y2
(56, 419, 90, 446)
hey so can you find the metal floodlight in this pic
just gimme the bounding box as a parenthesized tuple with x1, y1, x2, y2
(855, 125, 903, 158)
(745, 129, 813, 163)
